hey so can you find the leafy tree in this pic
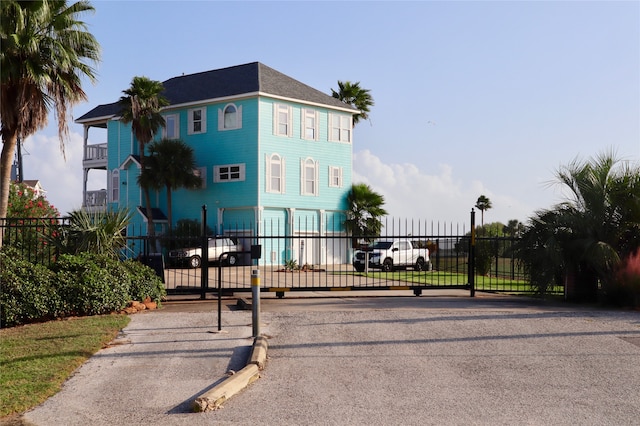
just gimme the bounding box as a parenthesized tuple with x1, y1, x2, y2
(331, 81, 374, 125)
(516, 150, 640, 302)
(118, 76, 168, 239)
(344, 183, 388, 248)
(475, 195, 492, 228)
(7, 182, 59, 219)
(4, 182, 60, 264)
(0, 0, 100, 248)
(503, 219, 525, 238)
(138, 138, 202, 232)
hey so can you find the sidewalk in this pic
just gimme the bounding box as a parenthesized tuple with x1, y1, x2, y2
(23, 298, 261, 425)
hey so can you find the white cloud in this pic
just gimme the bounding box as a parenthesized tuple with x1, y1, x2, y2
(21, 131, 103, 216)
(353, 149, 533, 227)
(19, 134, 535, 224)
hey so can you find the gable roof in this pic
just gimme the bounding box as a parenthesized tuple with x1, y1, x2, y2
(76, 62, 356, 123)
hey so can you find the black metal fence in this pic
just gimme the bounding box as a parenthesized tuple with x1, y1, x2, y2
(1, 214, 559, 297)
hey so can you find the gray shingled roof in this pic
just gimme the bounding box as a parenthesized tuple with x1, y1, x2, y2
(76, 62, 355, 122)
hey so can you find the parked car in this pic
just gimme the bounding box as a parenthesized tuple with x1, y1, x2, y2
(168, 236, 242, 268)
(353, 239, 430, 272)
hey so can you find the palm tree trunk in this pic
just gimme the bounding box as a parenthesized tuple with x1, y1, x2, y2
(166, 186, 172, 233)
(0, 130, 18, 249)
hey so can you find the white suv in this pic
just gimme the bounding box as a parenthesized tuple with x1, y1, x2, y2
(168, 237, 242, 268)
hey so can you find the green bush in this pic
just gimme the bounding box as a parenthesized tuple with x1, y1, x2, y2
(122, 259, 166, 304)
(0, 247, 60, 327)
(475, 240, 493, 276)
(53, 253, 130, 316)
(1, 248, 166, 327)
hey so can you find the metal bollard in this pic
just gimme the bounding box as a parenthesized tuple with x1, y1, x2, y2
(251, 269, 260, 337)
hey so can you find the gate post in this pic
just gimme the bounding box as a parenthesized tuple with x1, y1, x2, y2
(469, 208, 476, 297)
(200, 205, 208, 300)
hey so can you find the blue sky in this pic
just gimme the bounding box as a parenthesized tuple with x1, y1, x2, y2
(22, 0, 640, 225)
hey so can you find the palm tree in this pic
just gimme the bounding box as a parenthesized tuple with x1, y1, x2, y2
(331, 81, 374, 125)
(344, 183, 388, 248)
(0, 0, 100, 248)
(516, 150, 640, 301)
(475, 195, 492, 227)
(503, 219, 525, 238)
(118, 76, 168, 239)
(138, 138, 202, 232)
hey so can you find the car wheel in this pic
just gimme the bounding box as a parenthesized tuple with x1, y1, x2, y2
(382, 258, 393, 272)
(226, 253, 238, 266)
(189, 255, 201, 269)
(415, 257, 426, 271)
(354, 264, 365, 272)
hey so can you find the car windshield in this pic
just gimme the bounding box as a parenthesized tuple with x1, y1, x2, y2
(370, 241, 393, 250)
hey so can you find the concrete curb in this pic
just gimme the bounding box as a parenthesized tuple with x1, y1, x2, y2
(193, 335, 268, 412)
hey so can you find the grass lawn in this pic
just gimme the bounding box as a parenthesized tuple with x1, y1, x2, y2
(0, 314, 130, 419)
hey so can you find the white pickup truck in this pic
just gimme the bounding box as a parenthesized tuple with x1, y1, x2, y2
(352, 239, 430, 272)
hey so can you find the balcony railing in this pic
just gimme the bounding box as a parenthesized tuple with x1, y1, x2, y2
(84, 190, 107, 210)
(83, 143, 107, 168)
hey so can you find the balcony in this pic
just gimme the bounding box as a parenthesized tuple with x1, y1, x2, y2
(84, 190, 107, 212)
(83, 143, 107, 169)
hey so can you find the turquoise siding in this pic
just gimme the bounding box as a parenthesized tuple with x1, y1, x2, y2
(258, 98, 351, 212)
(105, 94, 351, 264)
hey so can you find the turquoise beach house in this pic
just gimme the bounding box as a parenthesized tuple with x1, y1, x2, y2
(76, 62, 357, 266)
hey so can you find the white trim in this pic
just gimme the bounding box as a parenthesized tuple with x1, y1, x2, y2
(301, 108, 319, 141)
(266, 153, 285, 194)
(273, 103, 293, 137)
(329, 166, 343, 188)
(187, 107, 207, 135)
(218, 103, 242, 130)
(163, 113, 180, 138)
(214, 163, 246, 182)
(301, 157, 319, 196)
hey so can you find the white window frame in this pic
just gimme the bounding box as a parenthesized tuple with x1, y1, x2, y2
(329, 166, 343, 188)
(193, 166, 207, 189)
(110, 169, 119, 203)
(188, 108, 206, 135)
(300, 158, 319, 196)
(218, 103, 243, 130)
(328, 113, 352, 143)
(214, 164, 246, 182)
(273, 103, 293, 137)
(266, 154, 286, 194)
(163, 113, 180, 139)
(301, 108, 319, 141)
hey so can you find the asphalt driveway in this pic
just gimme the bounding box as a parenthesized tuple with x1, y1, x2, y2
(23, 291, 640, 425)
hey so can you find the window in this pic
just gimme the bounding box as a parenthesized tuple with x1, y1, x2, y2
(329, 113, 351, 143)
(273, 103, 293, 137)
(302, 109, 319, 140)
(164, 114, 179, 138)
(193, 167, 207, 189)
(301, 158, 319, 196)
(329, 166, 343, 188)
(188, 108, 206, 134)
(218, 104, 242, 130)
(266, 154, 286, 193)
(110, 169, 119, 202)
(214, 164, 246, 182)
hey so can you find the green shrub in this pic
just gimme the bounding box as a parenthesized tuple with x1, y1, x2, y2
(0, 247, 59, 327)
(53, 253, 130, 316)
(475, 240, 493, 276)
(122, 259, 166, 304)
